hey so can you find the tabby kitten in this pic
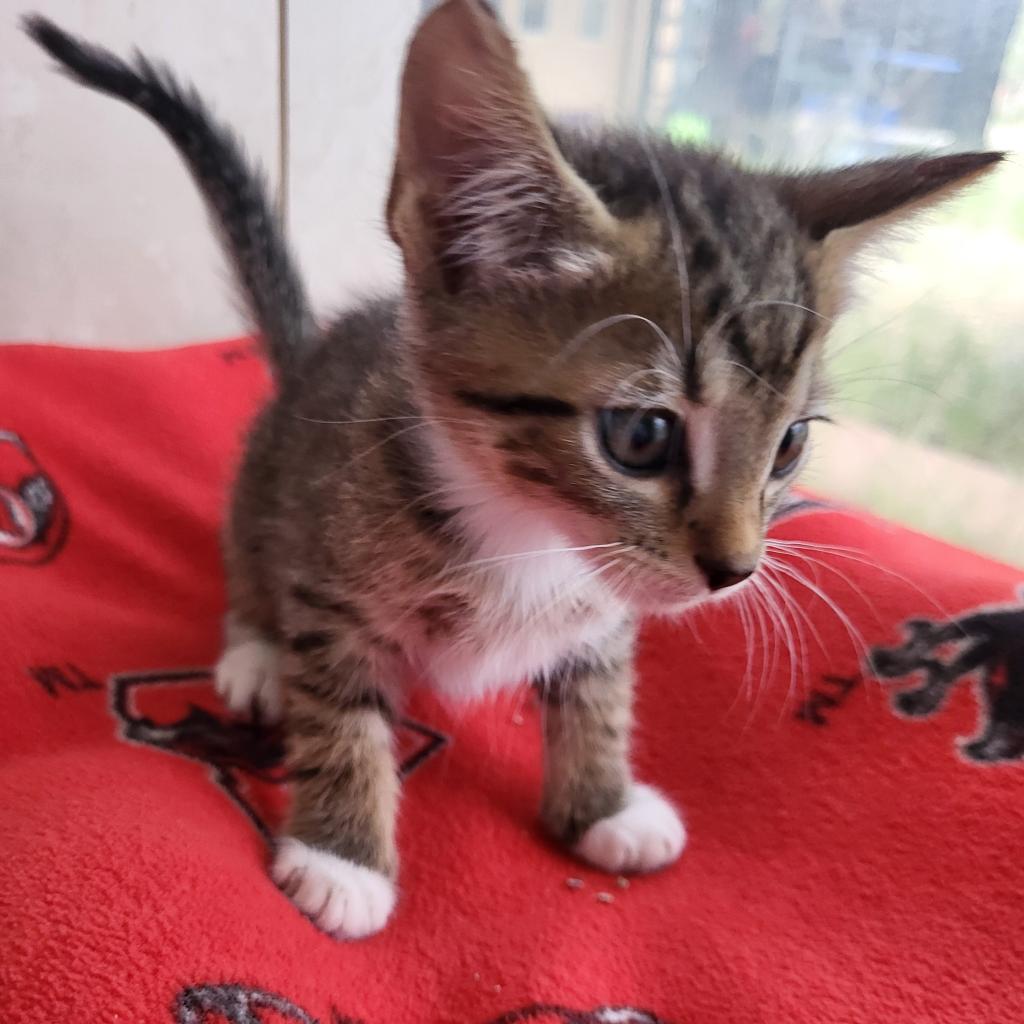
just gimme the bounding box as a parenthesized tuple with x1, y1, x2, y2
(26, 2, 1000, 940)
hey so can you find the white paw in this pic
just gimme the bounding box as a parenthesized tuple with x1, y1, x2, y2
(214, 638, 281, 720)
(575, 783, 686, 874)
(271, 838, 396, 941)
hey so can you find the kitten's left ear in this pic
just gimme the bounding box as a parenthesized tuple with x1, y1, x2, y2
(386, 0, 616, 293)
(766, 151, 1004, 307)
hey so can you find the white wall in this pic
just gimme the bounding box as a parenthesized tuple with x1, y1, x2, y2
(0, 0, 280, 346)
(286, 1, 417, 316)
(0, 0, 415, 347)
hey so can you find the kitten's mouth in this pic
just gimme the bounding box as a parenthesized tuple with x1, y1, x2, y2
(600, 562, 711, 613)
(648, 583, 713, 612)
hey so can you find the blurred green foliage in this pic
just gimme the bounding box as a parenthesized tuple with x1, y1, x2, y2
(828, 164, 1024, 475)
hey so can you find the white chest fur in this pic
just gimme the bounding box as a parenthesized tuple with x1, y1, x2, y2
(417, 542, 627, 701)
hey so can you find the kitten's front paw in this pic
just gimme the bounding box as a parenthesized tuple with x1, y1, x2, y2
(271, 838, 396, 940)
(574, 783, 686, 874)
(215, 638, 281, 720)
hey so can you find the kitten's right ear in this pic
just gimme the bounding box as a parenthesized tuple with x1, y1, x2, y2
(769, 151, 1004, 242)
(386, 0, 615, 293)
(766, 151, 1004, 310)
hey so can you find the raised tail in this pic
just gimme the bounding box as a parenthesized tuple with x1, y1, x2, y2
(23, 14, 315, 377)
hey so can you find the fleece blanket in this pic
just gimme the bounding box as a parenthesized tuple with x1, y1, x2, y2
(1, 337, 1022, 1024)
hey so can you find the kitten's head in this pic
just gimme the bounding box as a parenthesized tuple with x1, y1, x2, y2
(386, 0, 1001, 612)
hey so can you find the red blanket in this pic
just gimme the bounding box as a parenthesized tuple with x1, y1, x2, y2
(1, 338, 1022, 1024)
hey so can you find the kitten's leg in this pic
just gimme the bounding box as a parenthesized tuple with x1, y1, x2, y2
(273, 650, 399, 941)
(214, 611, 282, 720)
(538, 636, 686, 875)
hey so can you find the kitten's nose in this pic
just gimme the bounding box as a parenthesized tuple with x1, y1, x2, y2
(695, 555, 756, 592)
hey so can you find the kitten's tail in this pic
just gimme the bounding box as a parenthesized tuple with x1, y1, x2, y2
(23, 15, 314, 378)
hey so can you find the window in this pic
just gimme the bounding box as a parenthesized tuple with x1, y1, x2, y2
(521, 0, 548, 33)
(580, 0, 607, 39)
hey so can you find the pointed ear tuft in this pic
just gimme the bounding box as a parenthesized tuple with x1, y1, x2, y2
(766, 151, 1004, 313)
(769, 151, 1005, 242)
(386, 0, 613, 292)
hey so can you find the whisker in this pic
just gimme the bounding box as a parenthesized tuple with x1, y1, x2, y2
(760, 557, 828, 655)
(523, 556, 624, 632)
(830, 375, 946, 401)
(765, 546, 885, 632)
(766, 539, 952, 620)
(722, 359, 786, 399)
(553, 312, 680, 371)
(295, 413, 479, 428)
(754, 569, 801, 722)
(371, 479, 491, 536)
(313, 420, 452, 486)
(740, 578, 775, 734)
(737, 298, 833, 324)
(605, 366, 681, 408)
(761, 561, 815, 720)
(825, 285, 939, 363)
(444, 541, 625, 577)
(737, 589, 757, 704)
(767, 558, 870, 670)
(724, 586, 758, 718)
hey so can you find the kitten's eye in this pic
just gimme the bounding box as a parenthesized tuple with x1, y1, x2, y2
(771, 420, 810, 478)
(598, 408, 677, 476)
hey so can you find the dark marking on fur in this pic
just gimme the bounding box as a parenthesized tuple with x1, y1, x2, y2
(382, 426, 459, 539)
(506, 460, 558, 486)
(558, 786, 628, 846)
(291, 674, 394, 724)
(705, 283, 730, 322)
(792, 317, 815, 361)
(729, 324, 756, 371)
(418, 592, 469, 639)
(290, 631, 331, 653)
(290, 676, 336, 704)
(535, 654, 612, 705)
(691, 236, 718, 273)
(332, 600, 368, 628)
(407, 499, 456, 537)
(290, 584, 368, 628)
(675, 475, 692, 512)
(684, 341, 701, 402)
(344, 687, 395, 723)
(285, 709, 328, 737)
(323, 762, 356, 792)
(455, 390, 577, 417)
(703, 171, 733, 228)
(368, 632, 402, 656)
(496, 434, 532, 454)
(291, 584, 345, 613)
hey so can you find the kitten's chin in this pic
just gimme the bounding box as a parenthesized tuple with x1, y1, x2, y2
(613, 574, 711, 615)
(648, 593, 712, 616)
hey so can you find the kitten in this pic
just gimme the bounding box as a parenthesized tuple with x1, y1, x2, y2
(25, 2, 1001, 940)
